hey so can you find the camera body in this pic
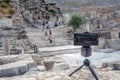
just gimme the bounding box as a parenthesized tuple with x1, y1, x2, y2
(74, 32, 98, 46)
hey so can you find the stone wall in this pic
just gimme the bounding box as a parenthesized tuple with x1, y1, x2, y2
(97, 38, 106, 49)
(95, 38, 120, 50)
(109, 28, 120, 39)
(107, 39, 120, 50)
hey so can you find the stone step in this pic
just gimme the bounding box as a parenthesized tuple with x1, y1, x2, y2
(28, 37, 70, 47)
(38, 45, 81, 56)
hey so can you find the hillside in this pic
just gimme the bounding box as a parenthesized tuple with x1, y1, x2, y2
(45, 0, 120, 6)
(45, 0, 120, 13)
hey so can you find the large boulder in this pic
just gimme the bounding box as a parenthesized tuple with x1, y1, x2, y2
(0, 54, 39, 77)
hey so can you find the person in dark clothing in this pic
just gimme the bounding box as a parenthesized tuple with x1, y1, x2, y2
(48, 29, 53, 45)
(48, 38, 52, 43)
(49, 29, 52, 35)
(45, 21, 50, 29)
(45, 31, 48, 36)
(33, 45, 38, 53)
(42, 22, 45, 31)
(54, 21, 58, 27)
(44, 30, 48, 40)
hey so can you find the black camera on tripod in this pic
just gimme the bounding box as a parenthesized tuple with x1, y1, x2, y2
(69, 32, 99, 80)
(74, 32, 98, 57)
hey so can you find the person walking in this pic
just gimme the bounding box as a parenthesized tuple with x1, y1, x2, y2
(54, 21, 58, 27)
(48, 29, 53, 46)
(49, 29, 52, 37)
(37, 19, 41, 29)
(45, 21, 50, 29)
(42, 21, 45, 31)
(33, 45, 38, 54)
(44, 30, 48, 40)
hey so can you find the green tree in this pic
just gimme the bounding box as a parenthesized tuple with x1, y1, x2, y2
(68, 14, 84, 31)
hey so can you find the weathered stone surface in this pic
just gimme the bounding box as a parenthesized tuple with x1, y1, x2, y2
(0, 55, 18, 65)
(0, 54, 39, 77)
(38, 66, 46, 71)
(0, 67, 120, 80)
(53, 63, 70, 70)
(0, 69, 120, 80)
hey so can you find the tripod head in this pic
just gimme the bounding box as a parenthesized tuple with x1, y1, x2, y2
(81, 46, 92, 57)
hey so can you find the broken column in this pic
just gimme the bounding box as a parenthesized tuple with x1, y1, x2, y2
(3, 37, 10, 55)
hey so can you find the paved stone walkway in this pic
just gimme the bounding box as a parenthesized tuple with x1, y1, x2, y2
(39, 45, 81, 52)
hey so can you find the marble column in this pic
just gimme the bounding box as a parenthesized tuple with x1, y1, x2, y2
(3, 37, 10, 55)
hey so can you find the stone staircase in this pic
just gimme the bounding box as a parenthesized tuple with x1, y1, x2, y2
(25, 26, 83, 56)
(26, 26, 71, 48)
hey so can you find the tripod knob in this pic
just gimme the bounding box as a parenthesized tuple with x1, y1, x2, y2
(83, 59, 90, 66)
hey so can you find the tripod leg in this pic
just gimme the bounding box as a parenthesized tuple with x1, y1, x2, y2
(88, 65, 99, 80)
(69, 64, 84, 77)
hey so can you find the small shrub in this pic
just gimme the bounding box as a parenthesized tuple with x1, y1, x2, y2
(8, 8, 14, 14)
(0, 2, 7, 8)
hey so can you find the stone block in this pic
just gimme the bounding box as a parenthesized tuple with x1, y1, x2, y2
(53, 63, 70, 70)
(43, 60, 54, 71)
(102, 63, 108, 68)
(31, 54, 42, 65)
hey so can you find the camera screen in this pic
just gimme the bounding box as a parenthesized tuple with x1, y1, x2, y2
(74, 33, 98, 46)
